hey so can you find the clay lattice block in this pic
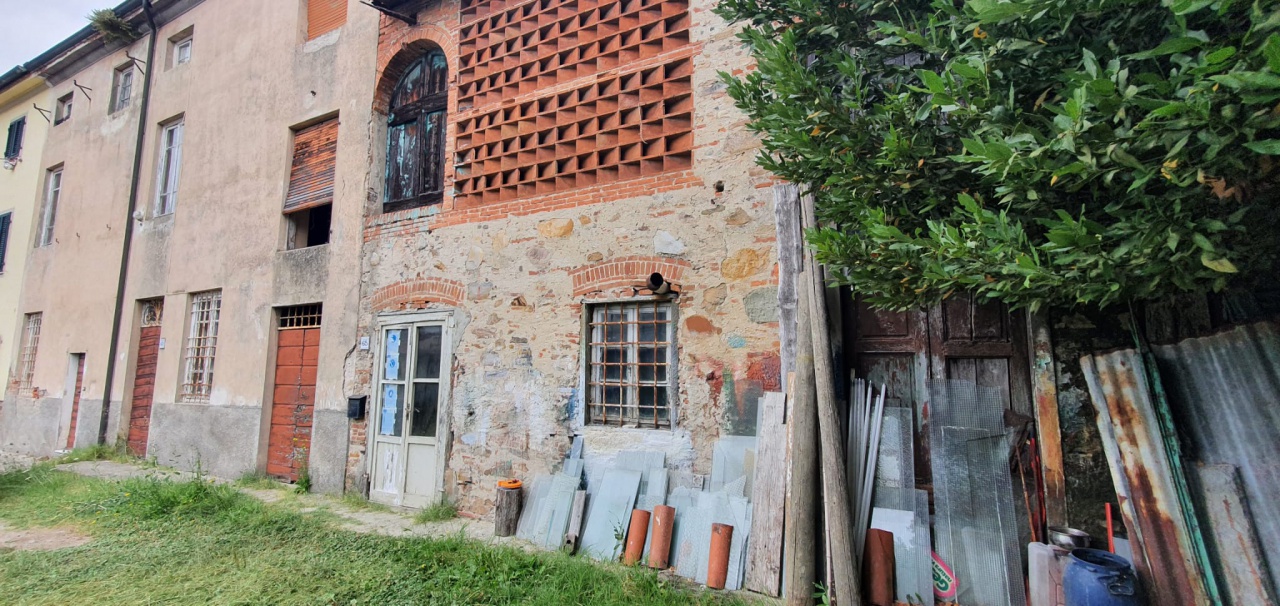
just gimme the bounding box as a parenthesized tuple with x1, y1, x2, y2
(455, 0, 693, 205)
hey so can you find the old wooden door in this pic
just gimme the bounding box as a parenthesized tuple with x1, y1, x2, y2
(127, 300, 163, 457)
(846, 293, 1032, 480)
(370, 312, 453, 509)
(65, 354, 86, 450)
(267, 305, 322, 481)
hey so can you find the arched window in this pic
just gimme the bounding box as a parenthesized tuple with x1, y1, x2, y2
(386, 51, 448, 208)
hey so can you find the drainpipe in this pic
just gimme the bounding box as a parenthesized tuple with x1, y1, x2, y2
(98, 0, 158, 445)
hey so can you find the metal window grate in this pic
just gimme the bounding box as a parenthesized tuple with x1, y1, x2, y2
(182, 291, 221, 400)
(586, 300, 673, 428)
(278, 303, 323, 329)
(17, 313, 41, 390)
(141, 299, 163, 327)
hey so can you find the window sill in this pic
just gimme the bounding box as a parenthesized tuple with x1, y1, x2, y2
(580, 422, 675, 433)
(383, 193, 443, 214)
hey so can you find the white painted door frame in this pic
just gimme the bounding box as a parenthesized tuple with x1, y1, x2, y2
(368, 310, 454, 508)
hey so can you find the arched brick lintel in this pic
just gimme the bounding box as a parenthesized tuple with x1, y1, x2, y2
(569, 256, 692, 297)
(370, 277, 465, 311)
(374, 25, 458, 115)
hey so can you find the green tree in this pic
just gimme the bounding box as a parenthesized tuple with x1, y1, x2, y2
(717, 0, 1280, 311)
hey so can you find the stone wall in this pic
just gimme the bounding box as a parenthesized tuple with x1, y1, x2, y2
(349, 0, 776, 516)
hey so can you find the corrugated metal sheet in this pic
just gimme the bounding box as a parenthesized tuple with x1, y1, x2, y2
(1079, 349, 1208, 606)
(1154, 321, 1280, 604)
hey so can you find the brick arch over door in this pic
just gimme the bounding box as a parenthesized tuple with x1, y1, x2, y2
(570, 256, 692, 297)
(371, 277, 466, 311)
(374, 31, 457, 115)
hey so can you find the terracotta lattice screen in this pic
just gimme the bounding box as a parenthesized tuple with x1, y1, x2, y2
(454, 0, 693, 205)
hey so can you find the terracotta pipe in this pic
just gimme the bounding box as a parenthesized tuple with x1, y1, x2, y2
(707, 523, 734, 589)
(863, 529, 895, 606)
(623, 509, 651, 565)
(648, 505, 675, 569)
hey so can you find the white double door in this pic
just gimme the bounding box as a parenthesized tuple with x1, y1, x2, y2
(370, 314, 452, 508)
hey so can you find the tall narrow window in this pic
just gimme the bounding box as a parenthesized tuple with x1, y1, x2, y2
(181, 291, 221, 401)
(284, 118, 337, 248)
(39, 169, 62, 247)
(585, 301, 675, 428)
(18, 313, 42, 390)
(55, 94, 73, 125)
(4, 116, 24, 159)
(155, 119, 184, 215)
(0, 213, 11, 272)
(385, 51, 448, 210)
(112, 65, 134, 113)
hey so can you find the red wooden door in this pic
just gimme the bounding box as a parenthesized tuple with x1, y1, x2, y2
(127, 326, 161, 456)
(267, 327, 320, 481)
(66, 354, 85, 449)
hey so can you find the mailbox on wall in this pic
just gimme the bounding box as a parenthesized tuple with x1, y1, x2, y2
(347, 396, 367, 420)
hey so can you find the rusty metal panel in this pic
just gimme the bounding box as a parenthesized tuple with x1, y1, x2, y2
(1154, 321, 1280, 604)
(1079, 349, 1207, 606)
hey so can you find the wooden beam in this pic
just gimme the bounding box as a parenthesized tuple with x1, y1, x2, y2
(800, 193, 861, 605)
(1029, 311, 1067, 527)
(785, 263, 819, 606)
(774, 184, 802, 396)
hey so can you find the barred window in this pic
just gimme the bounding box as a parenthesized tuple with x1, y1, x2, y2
(182, 291, 221, 401)
(586, 301, 675, 428)
(17, 313, 41, 390)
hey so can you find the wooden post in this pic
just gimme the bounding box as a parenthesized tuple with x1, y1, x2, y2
(785, 262, 819, 606)
(564, 489, 587, 552)
(1029, 312, 1067, 527)
(495, 481, 522, 537)
(800, 193, 862, 606)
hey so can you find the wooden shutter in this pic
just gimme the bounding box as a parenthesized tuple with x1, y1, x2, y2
(0, 213, 10, 272)
(285, 119, 339, 213)
(306, 0, 347, 40)
(4, 117, 23, 158)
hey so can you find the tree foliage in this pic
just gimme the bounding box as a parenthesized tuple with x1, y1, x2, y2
(716, 0, 1280, 311)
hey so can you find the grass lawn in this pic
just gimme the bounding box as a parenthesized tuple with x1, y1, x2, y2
(0, 464, 749, 605)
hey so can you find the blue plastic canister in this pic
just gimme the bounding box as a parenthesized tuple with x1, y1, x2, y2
(1063, 548, 1145, 606)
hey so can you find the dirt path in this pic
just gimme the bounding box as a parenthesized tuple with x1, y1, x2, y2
(0, 522, 91, 553)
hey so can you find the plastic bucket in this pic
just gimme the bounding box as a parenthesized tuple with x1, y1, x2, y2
(1063, 548, 1145, 606)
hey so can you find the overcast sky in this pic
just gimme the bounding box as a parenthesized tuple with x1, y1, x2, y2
(0, 0, 110, 70)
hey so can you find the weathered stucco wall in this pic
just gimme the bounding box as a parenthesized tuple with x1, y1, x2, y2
(5, 1, 377, 488)
(350, 0, 777, 515)
(0, 80, 52, 399)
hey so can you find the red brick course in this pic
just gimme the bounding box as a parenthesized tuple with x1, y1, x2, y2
(370, 277, 466, 311)
(569, 255, 691, 296)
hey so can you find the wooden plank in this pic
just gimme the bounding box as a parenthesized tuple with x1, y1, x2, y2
(774, 184, 801, 396)
(1028, 312, 1066, 527)
(801, 193, 860, 605)
(745, 392, 787, 596)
